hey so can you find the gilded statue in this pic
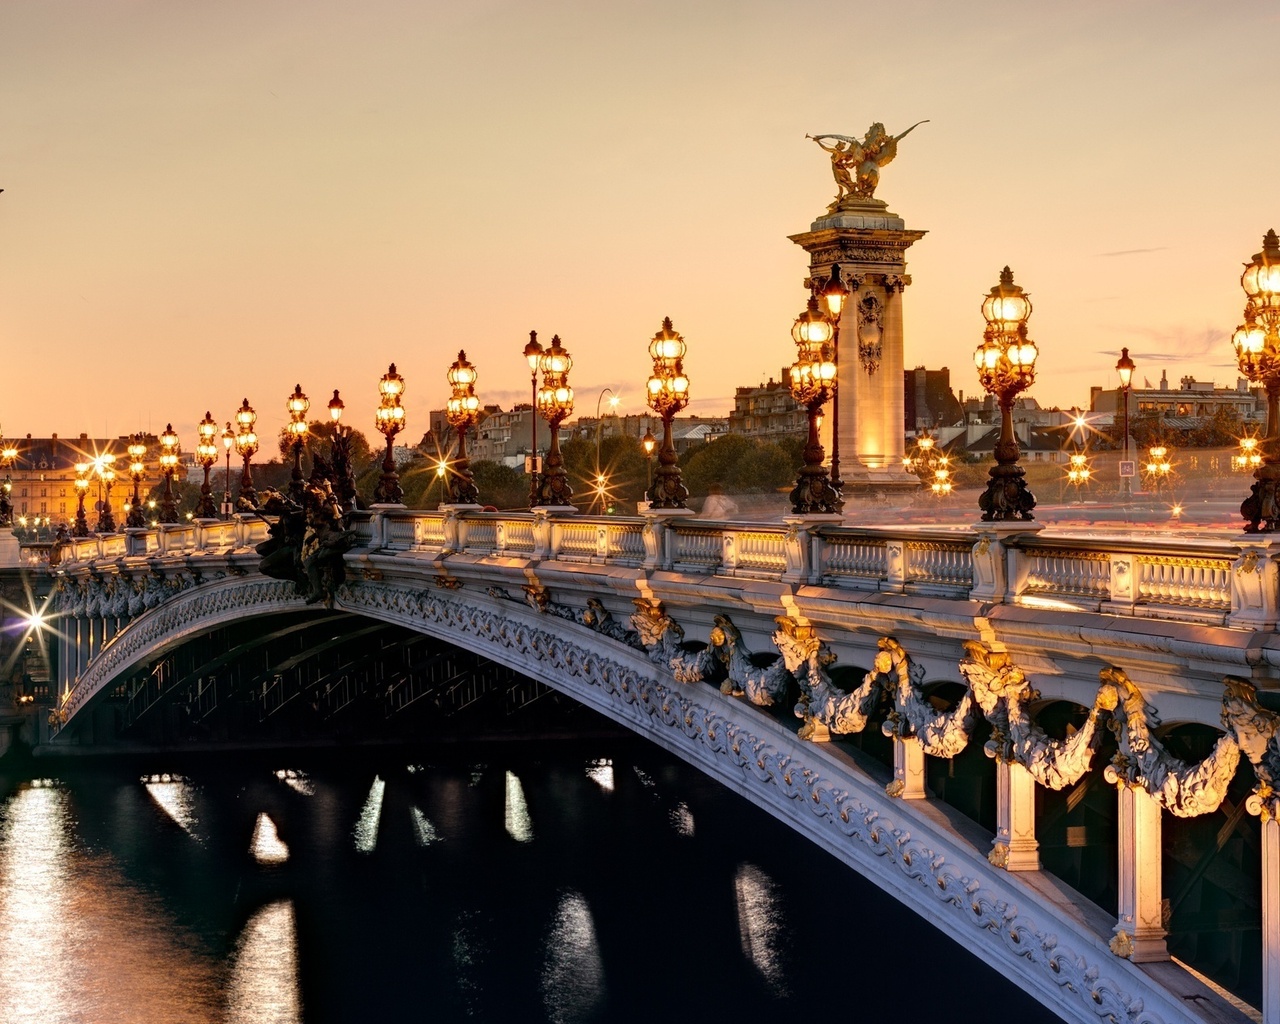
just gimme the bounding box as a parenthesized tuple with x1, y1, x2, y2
(808, 120, 927, 207)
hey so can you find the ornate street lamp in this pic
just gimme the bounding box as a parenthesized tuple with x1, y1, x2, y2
(220, 422, 235, 516)
(374, 364, 406, 504)
(534, 335, 575, 508)
(1234, 435, 1263, 473)
(642, 429, 656, 494)
(95, 457, 117, 533)
(0, 433, 16, 527)
(1234, 230, 1280, 531)
(788, 294, 840, 514)
(524, 330, 544, 507)
(158, 424, 181, 523)
(234, 398, 260, 508)
(194, 411, 220, 518)
(1115, 347, 1136, 500)
(286, 384, 310, 500)
(327, 389, 358, 513)
(1067, 452, 1092, 499)
(72, 463, 91, 537)
(1144, 444, 1172, 498)
(125, 435, 148, 527)
(902, 433, 952, 498)
(445, 350, 482, 505)
(644, 318, 691, 509)
(816, 265, 851, 492)
(974, 267, 1038, 521)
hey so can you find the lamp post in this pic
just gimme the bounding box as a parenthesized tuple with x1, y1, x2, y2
(645, 317, 691, 509)
(220, 423, 235, 516)
(524, 330, 543, 508)
(72, 463, 91, 537)
(817, 264, 850, 493)
(788, 294, 840, 514)
(234, 399, 260, 509)
(534, 335, 575, 508)
(1115, 347, 1135, 501)
(445, 350, 482, 505)
(95, 458, 117, 533)
(593, 388, 620, 512)
(642, 429, 656, 495)
(902, 433, 952, 498)
(974, 266, 1039, 522)
(1067, 452, 1092, 502)
(1235, 435, 1263, 473)
(158, 424, 181, 524)
(1145, 444, 1172, 499)
(286, 384, 310, 500)
(374, 364, 406, 505)
(0, 434, 15, 527)
(327, 390, 358, 513)
(125, 435, 147, 527)
(1233, 230, 1280, 532)
(194, 412, 220, 518)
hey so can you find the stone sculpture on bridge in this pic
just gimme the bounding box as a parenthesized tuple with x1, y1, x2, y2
(807, 120, 927, 209)
(255, 465, 356, 608)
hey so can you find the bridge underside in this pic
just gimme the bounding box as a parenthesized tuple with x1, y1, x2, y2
(61, 609, 606, 750)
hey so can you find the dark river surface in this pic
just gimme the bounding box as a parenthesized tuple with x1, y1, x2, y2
(0, 741, 1058, 1023)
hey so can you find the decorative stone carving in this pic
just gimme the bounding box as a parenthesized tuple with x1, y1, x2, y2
(629, 600, 718, 683)
(856, 291, 884, 375)
(1221, 676, 1280, 820)
(715, 616, 792, 707)
(877, 637, 972, 759)
(1101, 667, 1239, 818)
(959, 641, 1105, 790)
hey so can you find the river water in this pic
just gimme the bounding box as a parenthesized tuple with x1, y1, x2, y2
(0, 743, 1056, 1024)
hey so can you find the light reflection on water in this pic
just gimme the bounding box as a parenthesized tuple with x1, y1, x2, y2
(225, 901, 301, 1024)
(585, 759, 614, 792)
(251, 812, 290, 865)
(542, 890, 606, 1024)
(352, 775, 385, 853)
(504, 770, 534, 843)
(145, 778, 202, 840)
(734, 862, 788, 996)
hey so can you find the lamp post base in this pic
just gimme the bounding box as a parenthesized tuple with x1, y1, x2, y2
(1242, 461, 1280, 533)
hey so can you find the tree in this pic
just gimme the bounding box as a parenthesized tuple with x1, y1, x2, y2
(683, 434, 800, 496)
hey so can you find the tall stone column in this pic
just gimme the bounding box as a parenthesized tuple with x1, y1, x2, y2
(790, 199, 926, 495)
(1112, 784, 1168, 962)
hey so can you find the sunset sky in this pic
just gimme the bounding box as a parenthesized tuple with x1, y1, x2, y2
(1, 0, 1277, 447)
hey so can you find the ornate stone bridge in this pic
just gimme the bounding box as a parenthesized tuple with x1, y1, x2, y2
(36, 507, 1280, 1024)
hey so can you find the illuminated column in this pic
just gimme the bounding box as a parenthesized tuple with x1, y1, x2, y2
(992, 760, 1039, 870)
(1112, 784, 1168, 962)
(790, 206, 926, 495)
(1264, 818, 1280, 1024)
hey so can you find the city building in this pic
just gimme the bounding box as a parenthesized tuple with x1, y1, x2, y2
(1, 433, 162, 524)
(727, 371, 806, 440)
(904, 366, 963, 431)
(1090, 370, 1263, 425)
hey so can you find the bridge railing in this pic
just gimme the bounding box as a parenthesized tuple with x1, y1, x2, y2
(44, 507, 1280, 630)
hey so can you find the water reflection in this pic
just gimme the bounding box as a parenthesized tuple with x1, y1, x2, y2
(734, 862, 787, 995)
(670, 801, 695, 837)
(585, 759, 614, 792)
(410, 806, 440, 847)
(251, 812, 290, 865)
(504, 770, 533, 843)
(274, 769, 315, 797)
(145, 777, 201, 840)
(225, 900, 301, 1024)
(542, 890, 606, 1024)
(353, 775, 385, 853)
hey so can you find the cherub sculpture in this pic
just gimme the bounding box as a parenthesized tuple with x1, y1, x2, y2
(808, 120, 927, 207)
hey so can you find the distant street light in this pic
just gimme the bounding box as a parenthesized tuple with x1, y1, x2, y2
(1234, 435, 1263, 473)
(816, 264, 850, 494)
(234, 399, 260, 509)
(72, 463, 91, 537)
(534, 335, 575, 508)
(788, 294, 839, 514)
(593, 388, 620, 512)
(94, 457, 116, 533)
(642, 429, 656, 494)
(1232, 229, 1280, 531)
(974, 267, 1038, 521)
(126, 434, 148, 527)
(220, 422, 235, 516)
(445, 350, 482, 505)
(374, 364, 406, 505)
(1144, 444, 1172, 499)
(158, 424, 181, 524)
(194, 412, 221, 519)
(1115, 347, 1136, 501)
(1066, 452, 1092, 502)
(0, 432, 16, 527)
(327, 390, 358, 513)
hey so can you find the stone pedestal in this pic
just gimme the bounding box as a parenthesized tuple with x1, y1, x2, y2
(888, 734, 927, 800)
(0, 528, 19, 568)
(790, 198, 927, 496)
